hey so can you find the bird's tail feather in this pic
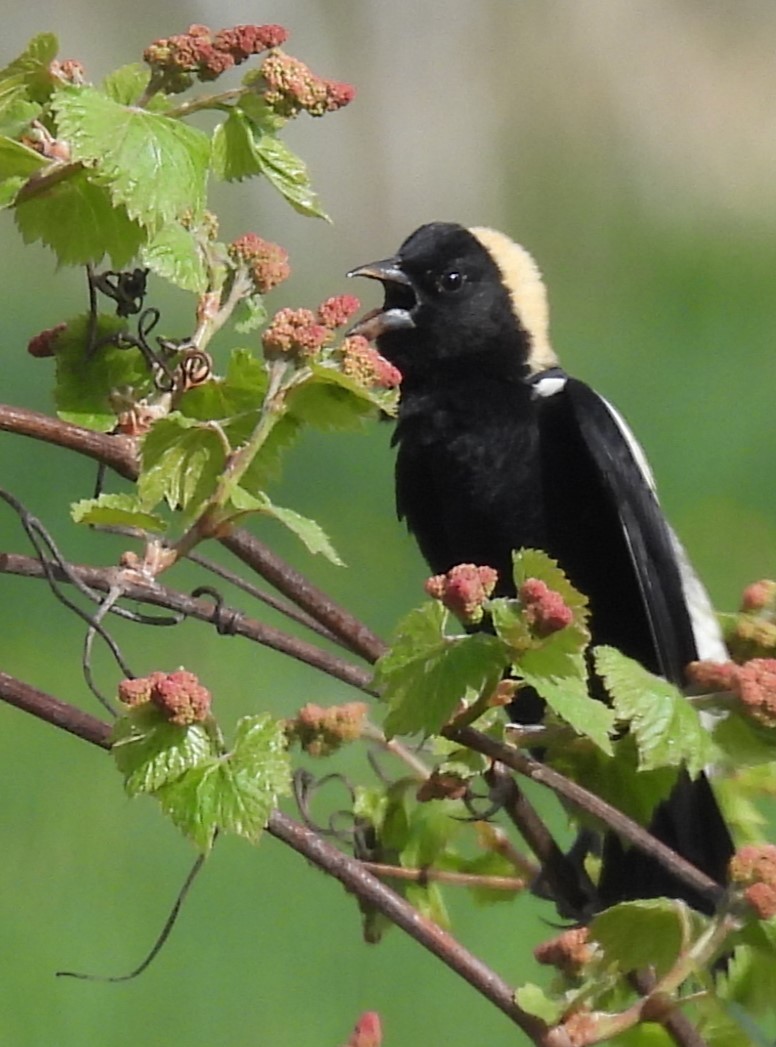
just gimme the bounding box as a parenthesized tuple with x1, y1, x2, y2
(597, 771, 732, 914)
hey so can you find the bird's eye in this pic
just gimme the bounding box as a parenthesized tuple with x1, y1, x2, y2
(436, 269, 465, 294)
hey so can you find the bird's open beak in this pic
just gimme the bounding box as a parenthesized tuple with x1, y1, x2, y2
(347, 257, 417, 339)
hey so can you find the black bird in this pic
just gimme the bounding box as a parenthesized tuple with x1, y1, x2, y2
(349, 221, 732, 913)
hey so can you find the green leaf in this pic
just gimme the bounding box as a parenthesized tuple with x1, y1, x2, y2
(711, 711, 776, 768)
(591, 898, 700, 978)
(111, 702, 215, 795)
(255, 133, 329, 219)
(287, 366, 383, 432)
(15, 168, 146, 267)
(0, 135, 47, 177)
(377, 603, 508, 738)
(720, 944, 776, 1017)
(139, 413, 227, 519)
(399, 799, 462, 869)
(405, 880, 450, 929)
(101, 64, 151, 105)
(517, 645, 614, 754)
(71, 493, 166, 532)
(0, 34, 58, 109)
(695, 993, 772, 1047)
(140, 221, 208, 292)
(155, 714, 291, 851)
(450, 850, 523, 904)
(52, 86, 210, 227)
(0, 97, 40, 138)
(595, 646, 714, 775)
(231, 490, 344, 566)
(550, 734, 678, 826)
(515, 983, 565, 1024)
(179, 347, 268, 420)
(53, 314, 149, 430)
(512, 548, 590, 623)
(233, 293, 268, 333)
(211, 108, 263, 181)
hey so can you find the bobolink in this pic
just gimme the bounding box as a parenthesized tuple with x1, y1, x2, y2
(349, 222, 732, 912)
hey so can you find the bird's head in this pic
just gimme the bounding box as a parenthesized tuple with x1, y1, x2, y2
(348, 222, 557, 382)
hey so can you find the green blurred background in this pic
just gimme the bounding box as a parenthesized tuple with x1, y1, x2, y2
(2, 3, 775, 1045)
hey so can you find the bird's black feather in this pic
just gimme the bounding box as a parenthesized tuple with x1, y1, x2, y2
(350, 221, 733, 913)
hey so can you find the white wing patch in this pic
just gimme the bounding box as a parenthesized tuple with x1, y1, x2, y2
(599, 393, 727, 663)
(532, 374, 567, 399)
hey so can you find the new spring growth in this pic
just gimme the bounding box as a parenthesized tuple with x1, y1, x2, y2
(27, 322, 67, 359)
(259, 50, 356, 118)
(118, 670, 212, 726)
(285, 701, 368, 756)
(519, 578, 574, 637)
(726, 577, 776, 662)
(144, 23, 288, 91)
(534, 927, 597, 979)
(687, 657, 776, 729)
(729, 843, 776, 920)
(342, 1012, 382, 1047)
(228, 234, 290, 295)
(425, 564, 499, 625)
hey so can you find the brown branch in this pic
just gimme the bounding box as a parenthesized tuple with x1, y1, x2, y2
(359, 860, 525, 892)
(450, 726, 723, 909)
(268, 811, 547, 1040)
(628, 971, 708, 1047)
(0, 553, 376, 696)
(0, 671, 550, 1045)
(0, 402, 386, 663)
(0, 404, 137, 480)
(220, 529, 387, 663)
(485, 765, 594, 918)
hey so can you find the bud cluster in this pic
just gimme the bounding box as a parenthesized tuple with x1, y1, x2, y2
(262, 307, 330, 364)
(534, 927, 596, 977)
(519, 578, 574, 636)
(286, 701, 368, 756)
(27, 322, 67, 359)
(726, 578, 776, 662)
(425, 563, 499, 625)
(342, 1011, 382, 1047)
(259, 50, 355, 118)
(228, 234, 290, 294)
(339, 336, 402, 390)
(687, 657, 776, 729)
(118, 669, 212, 726)
(729, 843, 776, 920)
(144, 23, 288, 90)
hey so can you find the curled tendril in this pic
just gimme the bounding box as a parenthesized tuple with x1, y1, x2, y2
(191, 586, 241, 636)
(292, 768, 364, 842)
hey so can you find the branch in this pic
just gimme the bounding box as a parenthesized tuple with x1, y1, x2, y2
(485, 765, 595, 918)
(0, 402, 386, 663)
(449, 726, 723, 909)
(359, 860, 525, 892)
(0, 553, 376, 696)
(0, 671, 550, 1045)
(0, 404, 137, 480)
(220, 529, 387, 663)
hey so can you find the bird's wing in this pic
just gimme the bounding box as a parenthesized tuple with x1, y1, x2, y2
(561, 377, 724, 680)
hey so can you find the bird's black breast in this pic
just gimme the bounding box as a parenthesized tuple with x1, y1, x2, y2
(393, 375, 695, 680)
(394, 378, 546, 595)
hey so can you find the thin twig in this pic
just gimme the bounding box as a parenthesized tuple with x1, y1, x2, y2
(0, 403, 386, 662)
(359, 861, 525, 892)
(451, 726, 723, 909)
(221, 529, 387, 663)
(0, 672, 550, 1045)
(485, 765, 595, 919)
(0, 554, 376, 696)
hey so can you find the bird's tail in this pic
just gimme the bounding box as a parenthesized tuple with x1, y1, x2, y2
(597, 771, 733, 914)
